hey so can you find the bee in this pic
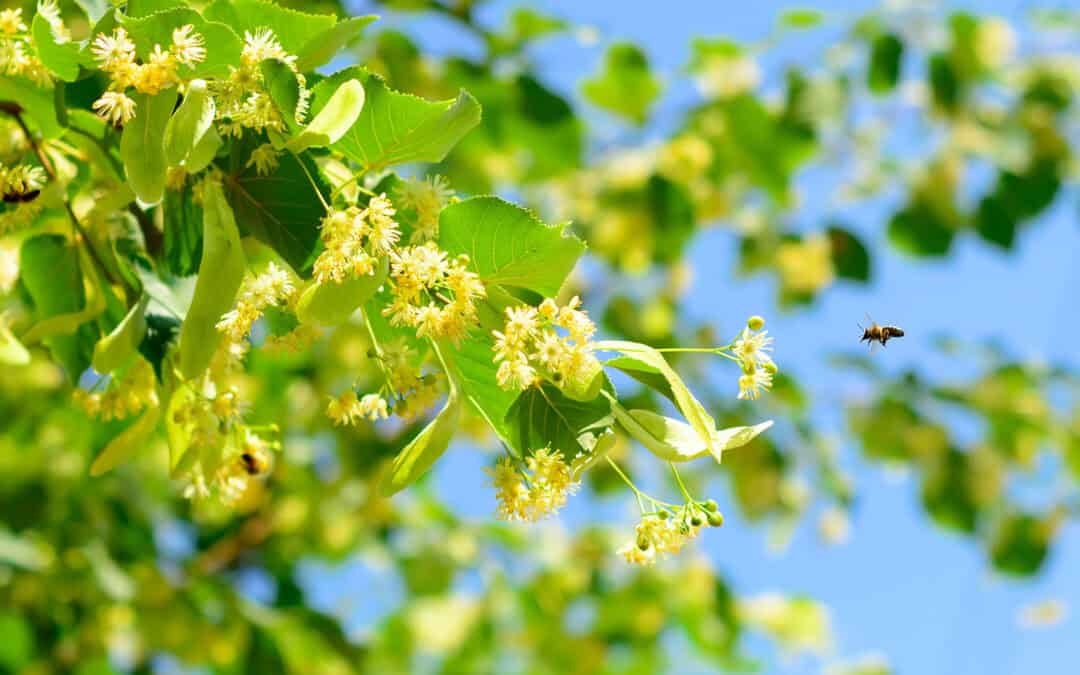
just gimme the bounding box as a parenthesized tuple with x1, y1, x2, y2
(859, 315, 904, 349)
(238, 450, 271, 476)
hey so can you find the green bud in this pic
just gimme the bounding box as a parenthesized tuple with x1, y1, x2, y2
(657, 510, 670, 520)
(764, 361, 778, 375)
(747, 315, 765, 331)
(637, 536, 651, 551)
(689, 515, 703, 528)
(703, 499, 718, 512)
(707, 511, 724, 527)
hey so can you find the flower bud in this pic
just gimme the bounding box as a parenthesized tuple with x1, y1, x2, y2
(707, 511, 724, 527)
(747, 315, 765, 331)
(764, 361, 778, 375)
(657, 510, 670, 520)
(703, 499, 718, 512)
(689, 515, 703, 528)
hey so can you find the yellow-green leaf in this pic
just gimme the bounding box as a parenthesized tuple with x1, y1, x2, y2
(0, 318, 30, 366)
(382, 386, 462, 496)
(121, 90, 177, 205)
(164, 80, 215, 167)
(90, 402, 161, 476)
(178, 179, 246, 379)
(92, 295, 149, 374)
(296, 255, 387, 326)
(284, 79, 365, 154)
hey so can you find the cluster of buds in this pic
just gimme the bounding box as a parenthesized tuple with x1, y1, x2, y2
(618, 501, 724, 565)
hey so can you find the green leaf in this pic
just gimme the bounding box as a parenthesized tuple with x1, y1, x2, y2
(827, 225, 871, 281)
(178, 179, 246, 379)
(311, 67, 481, 171)
(888, 202, 955, 257)
(92, 295, 149, 374)
(0, 319, 30, 366)
(438, 196, 585, 298)
(222, 136, 329, 276)
(437, 332, 517, 449)
(868, 33, 903, 94)
(989, 513, 1052, 577)
(610, 404, 772, 463)
(296, 256, 388, 326)
(164, 80, 216, 167)
(595, 340, 719, 458)
(32, 13, 88, 82)
(118, 9, 243, 79)
(261, 60, 303, 135)
(0, 76, 64, 138)
(126, 0, 186, 17)
(382, 385, 462, 495)
(203, 0, 336, 56)
(75, 0, 111, 22)
(0, 611, 33, 673)
(163, 180, 204, 276)
(90, 402, 161, 476)
(185, 125, 222, 174)
(285, 78, 365, 154)
(19, 236, 99, 378)
(120, 90, 177, 205)
(605, 355, 676, 403)
(295, 15, 378, 72)
(505, 383, 613, 458)
(581, 43, 662, 125)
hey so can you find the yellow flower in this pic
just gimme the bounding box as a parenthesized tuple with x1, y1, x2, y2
(733, 327, 774, 370)
(327, 390, 360, 426)
(171, 24, 206, 67)
(486, 458, 530, 521)
(395, 175, 453, 242)
(492, 299, 600, 395)
(487, 449, 577, 522)
(385, 242, 484, 344)
(241, 28, 294, 67)
(92, 91, 137, 126)
(0, 9, 26, 35)
(737, 368, 773, 400)
(91, 28, 136, 71)
(36, 0, 70, 44)
(358, 393, 389, 421)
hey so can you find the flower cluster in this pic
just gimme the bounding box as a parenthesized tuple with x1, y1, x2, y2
(775, 234, 835, 295)
(0, 162, 45, 200)
(618, 502, 722, 565)
(216, 262, 296, 344)
(213, 28, 308, 137)
(327, 390, 390, 425)
(733, 315, 776, 401)
(492, 297, 601, 395)
(313, 195, 400, 284)
(90, 25, 207, 125)
(74, 358, 159, 421)
(385, 242, 486, 344)
(395, 175, 453, 243)
(0, 7, 52, 86)
(487, 448, 579, 521)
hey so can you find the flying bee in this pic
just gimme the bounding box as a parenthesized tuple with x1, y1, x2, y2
(238, 450, 271, 476)
(859, 315, 904, 350)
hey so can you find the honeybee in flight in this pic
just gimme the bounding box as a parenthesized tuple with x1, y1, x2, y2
(859, 315, 904, 350)
(238, 450, 271, 476)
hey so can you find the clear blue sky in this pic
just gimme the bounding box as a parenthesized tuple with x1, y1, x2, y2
(312, 2, 1080, 673)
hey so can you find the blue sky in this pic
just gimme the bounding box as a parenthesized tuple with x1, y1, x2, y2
(321, 2, 1080, 673)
